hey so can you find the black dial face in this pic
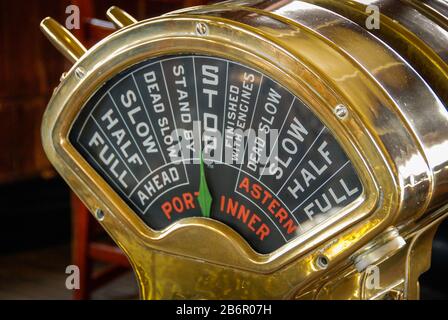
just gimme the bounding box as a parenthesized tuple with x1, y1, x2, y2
(70, 54, 363, 254)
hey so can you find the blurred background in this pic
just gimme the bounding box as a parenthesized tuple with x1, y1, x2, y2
(0, 0, 446, 300)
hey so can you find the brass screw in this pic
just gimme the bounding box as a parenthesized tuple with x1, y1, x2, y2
(315, 255, 330, 270)
(382, 290, 403, 300)
(75, 67, 86, 79)
(334, 104, 349, 120)
(196, 22, 209, 36)
(60, 72, 68, 82)
(95, 208, 105, 221)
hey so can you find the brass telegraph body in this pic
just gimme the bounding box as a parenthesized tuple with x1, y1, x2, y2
(41, 0, 448, 299)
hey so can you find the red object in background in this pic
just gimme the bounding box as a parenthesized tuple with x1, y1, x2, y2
(71, 194, 131, 300)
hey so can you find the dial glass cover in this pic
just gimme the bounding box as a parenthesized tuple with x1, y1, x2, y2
(70, 54, 363, 254)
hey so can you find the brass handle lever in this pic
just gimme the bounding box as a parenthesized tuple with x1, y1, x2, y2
(106, 6, 138, 29)
(40, 17, 86, 64)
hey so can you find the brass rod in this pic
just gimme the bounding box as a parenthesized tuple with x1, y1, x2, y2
(40, 17, 87, 64)
(106, 6, 138, 29)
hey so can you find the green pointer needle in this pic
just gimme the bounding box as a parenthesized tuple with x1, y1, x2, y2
(198, 154, 212, 218)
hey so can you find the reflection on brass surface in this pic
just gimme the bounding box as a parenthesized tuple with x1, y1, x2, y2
(41, 0, 448, 299)
(106, 6, 138, 29)
(40, 17, 86, 63)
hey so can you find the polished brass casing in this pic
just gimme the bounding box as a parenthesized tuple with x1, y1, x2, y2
(41, 1, 448, 299)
